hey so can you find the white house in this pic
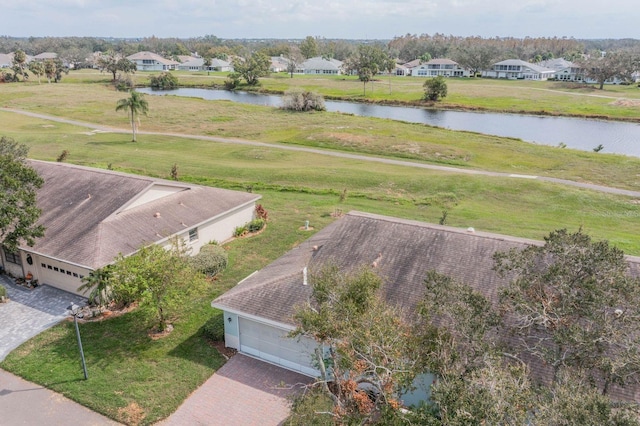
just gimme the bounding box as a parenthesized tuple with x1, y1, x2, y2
(126, 51, 180, 71)
(411, 58, 470, 77)
(299, 57, 343, 75)
(482, 59, 556, 80)
(0, 161, 260, 295)
(212, 211, 640, 404)
(0, 53, 13, 68)
(177, 57, 233, 72)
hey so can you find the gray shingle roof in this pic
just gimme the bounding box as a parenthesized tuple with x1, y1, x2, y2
(25, 161, 260, 269)
(213, 211, 640, 401)
(494, 59, 555, 74)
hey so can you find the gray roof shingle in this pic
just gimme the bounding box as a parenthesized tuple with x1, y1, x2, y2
(25, 161, 260, 269)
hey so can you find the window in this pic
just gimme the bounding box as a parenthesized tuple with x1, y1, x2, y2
(60, 269, 65, 274)
(47, 265, 52, 269)
(41, 263, 47, 268)
(189, 227, 199, 242)
(67, 271, 72, 275)
(73, 273, 78, 277)
(3, 248, 20, 265)
(54, 267, 59, 272)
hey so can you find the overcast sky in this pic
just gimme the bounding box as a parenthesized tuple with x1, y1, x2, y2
(1, 0, 637, 40)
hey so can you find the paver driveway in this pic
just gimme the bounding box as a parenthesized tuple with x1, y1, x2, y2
(0, 274, 86, 361)
(159, 354, 314, 426)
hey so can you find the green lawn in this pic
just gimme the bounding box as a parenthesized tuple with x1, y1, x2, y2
(1, 75, 640, 424)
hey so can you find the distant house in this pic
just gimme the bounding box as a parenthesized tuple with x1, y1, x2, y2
(270, 56, 290, 73)
(482, 59, 555, 80)
(126, 51, 180, 71)
(299, 56, 343, 75)
(212, 211, 640, 404)
(33, 52, 57, 61)
(0, 53, 13, 68)
(177, 57, 233, 72)
(0, 161, 260, 295)
(411, 58, 470, 77)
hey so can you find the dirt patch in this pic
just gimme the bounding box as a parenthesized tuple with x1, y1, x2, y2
(148, 324, 174, 340)
(610, 99, 640, 108)
(117, 402, 146, 426)
(325, 132, 370, 146)
(209, 339, 237, 360)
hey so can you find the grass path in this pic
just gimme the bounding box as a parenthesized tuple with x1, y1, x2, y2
(4, 106, 639, 199)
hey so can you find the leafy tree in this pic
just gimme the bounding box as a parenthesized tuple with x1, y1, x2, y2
(343, 45, 392, 96)
(495, 229, 640, 393)
(291, 266, 419, 424)
(11, 49, 28, 82)
(452, 41, 500, 76)
(28, 60, 44, 84)
(98, 51, 136, 82)
(109, 241, 208, 331)
(284, 45, 303, 78)
(579, 50, 640, 89)
(300, 36, 319, 59)
(0, 137, 45, 253)
(232, 52, 270, 85)
(423, 76, 448, 101)
(115, 90, 149, 142)
(149, 72, 178, 90)
(203, 56, 212, 75)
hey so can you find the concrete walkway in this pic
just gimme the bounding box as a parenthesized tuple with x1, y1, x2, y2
(158, 354, 313, 426)
(0, 274, 85, 361)
(2, 108, 640, 199)
(0, 369, 120, 425)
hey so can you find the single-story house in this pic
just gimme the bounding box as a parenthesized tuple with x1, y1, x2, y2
(126, 51, 180, 71)
(270, 56, 291, 73)
(212, 211, 640, 402)
(298, 56, 343, 75)
(177, 57, 233, 72)
(411, 58, 470, 77)
(482, 59, 555, 80)
(1, 161, 261, 295)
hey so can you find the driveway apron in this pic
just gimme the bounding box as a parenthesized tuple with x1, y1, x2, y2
(159, 354, 313, 426)
(0, 274, 86, 361)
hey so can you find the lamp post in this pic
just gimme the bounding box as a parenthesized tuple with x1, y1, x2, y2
(67, 302, 88, 380)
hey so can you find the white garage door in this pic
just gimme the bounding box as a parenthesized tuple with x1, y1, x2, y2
(239, 317, 319, 377)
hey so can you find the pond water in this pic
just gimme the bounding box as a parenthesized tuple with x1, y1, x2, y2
(138, 87, 640, 157)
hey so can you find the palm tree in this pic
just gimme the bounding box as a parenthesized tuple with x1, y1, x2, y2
(116, 90, 149, 142)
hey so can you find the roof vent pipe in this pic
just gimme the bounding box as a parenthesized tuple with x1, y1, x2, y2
(303, 267, 308, 286)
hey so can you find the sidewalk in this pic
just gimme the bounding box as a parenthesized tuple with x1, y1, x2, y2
(0, 369, 120, 425)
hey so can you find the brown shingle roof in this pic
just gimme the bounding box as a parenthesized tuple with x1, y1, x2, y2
(25, 161, 260, 269)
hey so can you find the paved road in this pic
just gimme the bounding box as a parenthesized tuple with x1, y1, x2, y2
(3, 107, 640, 198)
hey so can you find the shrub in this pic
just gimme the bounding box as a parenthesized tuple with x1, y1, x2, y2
(255, 204, 269, 221)
(247, 218, 265, 233)
(203, 311, 225, 341)
(0, 285, 6, 300)
(56, 150, 69, 162)
(281, 89, 326, 111)
(423, 75, 448, 101)
(234, 225, 247, 237)
(190, 244, 228, 277)
(224, 72, 241, 90)
(115, 74, 134, 92)
(150, 72, 179, 90)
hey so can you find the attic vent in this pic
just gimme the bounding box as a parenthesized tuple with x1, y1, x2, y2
(154, 212, 161, 218)
(87, 194, 91, 199)
(181, 221, 187, 227)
